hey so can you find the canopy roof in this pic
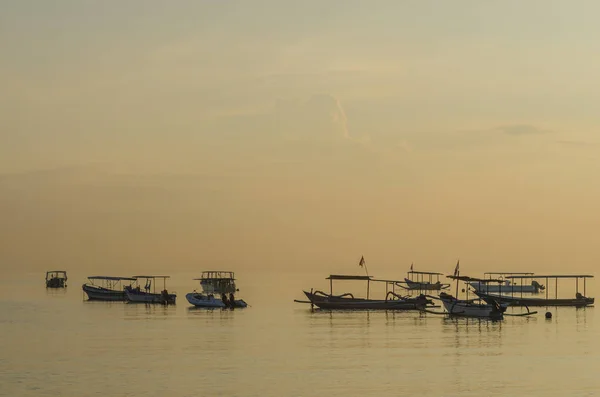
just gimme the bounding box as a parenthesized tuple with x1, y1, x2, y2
(46, 271, 67, 275)
(408, 271, 443, 275)
(132, 275, 170, 279)
(447, 275, 504, 283)
(88, 276, 136, 281)
(326, 274, 372, 281)
(484, 272, 534, 275)
(507, 274, 594, 279)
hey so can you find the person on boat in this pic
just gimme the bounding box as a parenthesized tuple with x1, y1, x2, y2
(221, 293, 229, 307)
(229, 293, 235, 308)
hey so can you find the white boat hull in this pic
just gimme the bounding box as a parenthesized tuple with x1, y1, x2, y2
(82, 284, 126, 301)
(186, 292, 247, 308)
(125, 289, 176, 304)
(440, 296, 509, 319)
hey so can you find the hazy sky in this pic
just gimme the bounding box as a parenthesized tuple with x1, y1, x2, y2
(2, 2, 600, 276)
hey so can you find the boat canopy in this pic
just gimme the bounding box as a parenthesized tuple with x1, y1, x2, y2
(46, 270, 67, 274)
(132, 275, 170, 279)
(484, 272, 534, 276)
(195, 271, 235, 280)
(326, 275, 372, 280)
(447, 275, 505, 283)
(506, 274, 593, 279)
(407, 271, 443, 275)
(88, 276, 136, 281)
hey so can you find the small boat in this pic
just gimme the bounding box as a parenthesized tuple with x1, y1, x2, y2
(469, 272, 544, 293)
(438, 291, 509, 319)
(82, 276, 135, 301)
(185, 271, 248, 308)
(400, 269, 450, 291)
(125, 276, 176, 305)
(46, 270, 67, 288)
(475, 274, 594, 307)
(298, 274, 434, 310)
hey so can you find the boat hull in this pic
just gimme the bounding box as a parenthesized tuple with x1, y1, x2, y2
(469, 283, 539, 294)
(475, 292, 594, 307)
(303, 291, 431, 310)
(46, 278, 67, 288)
(125, 289, 176, 304)
(185, 292, 247, 308)
(82, 284, 127, 301)
(440, 299, 505, 319)
(404, 278, 446, 291)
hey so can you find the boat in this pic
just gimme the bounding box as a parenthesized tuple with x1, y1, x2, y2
(436, 275, 512, 319)
(475, 274, 594, 307)
(400, 269, 450, 291)
(46, 270, 67, 288)
(82, 276, 136, 301)
(185, 271, 248, 308)
(298, 274, 434, 310)
(469, 272, 544, 293)
(125, 276, 176, 305)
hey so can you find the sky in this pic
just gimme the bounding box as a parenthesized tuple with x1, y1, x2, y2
(1, 1, 600, 277)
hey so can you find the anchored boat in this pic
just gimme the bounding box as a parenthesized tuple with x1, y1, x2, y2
(185, 271, 248, 308)
(400, 269, 450, 291)
(125, 275, 176, 305)
(469, 272, 544, 294)
(299, 274, 434, 310)
(475, 274, 594, 307)
(46, 270, 67, 288)
(82, 276, 135, 301)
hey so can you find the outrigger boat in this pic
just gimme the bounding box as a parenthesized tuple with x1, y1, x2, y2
(125, 276, 176, 305)
(298, 275, 434, 310)
(185, 271, 248, 308)
(46, 270, 67, 288)
(434, 275, 511, 320)
(400, 270, 450, 291)
(469, 272, 544, 293)
(82, 276, 135, 301)
(475, 274, 594, 307)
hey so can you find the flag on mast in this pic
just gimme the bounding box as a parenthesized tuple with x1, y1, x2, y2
(410, 263, 413, 271)
(359, 256, 365, 267)
(453, 259, 460, 276)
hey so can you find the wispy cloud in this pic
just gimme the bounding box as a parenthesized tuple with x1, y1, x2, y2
(492, 124, 553, 136)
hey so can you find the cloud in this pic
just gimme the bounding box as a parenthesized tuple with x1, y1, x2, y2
(493, 124, 552, 136)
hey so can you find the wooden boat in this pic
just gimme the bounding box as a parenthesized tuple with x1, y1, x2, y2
(438, 291, 509, 320)
(125, 276, 176, 305)
(185, 271, 247, 308)
(401, 270, 450, 291)
(469, 272, 544, 293)
(82, 276, 135, 301)
(298, 274, 434, 310)
(46, 270, 67, 288)
(475, 274, 594, 307)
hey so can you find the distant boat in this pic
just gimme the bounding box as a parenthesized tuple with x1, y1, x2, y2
(475, 274, 594, 307)
(298, 274, 434, 310)
(125, 275, 176, 305)
(469, 272, 544, 293)
(82, 276, 135, 301)
(186, 271, 248, 308)
(401, 269, 450, 291)
(46, 270, 67, 288)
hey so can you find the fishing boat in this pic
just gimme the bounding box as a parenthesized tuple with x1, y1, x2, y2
(185, 271, 248, 308)
(82, 276, 135, 301)
(475, 274, 594, 307)
(46, 270, 67, 288)
(298, 275, 434, 310)
(401, 270, 450, 291)
(469, 272, 544, 293)
(125, 276, 176, 305)
(435, 275, 513, 319)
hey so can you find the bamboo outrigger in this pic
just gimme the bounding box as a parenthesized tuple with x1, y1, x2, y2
(474, 274, 594, 307)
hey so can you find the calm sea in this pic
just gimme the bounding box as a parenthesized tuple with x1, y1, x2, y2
(1, 271, 598, 396)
